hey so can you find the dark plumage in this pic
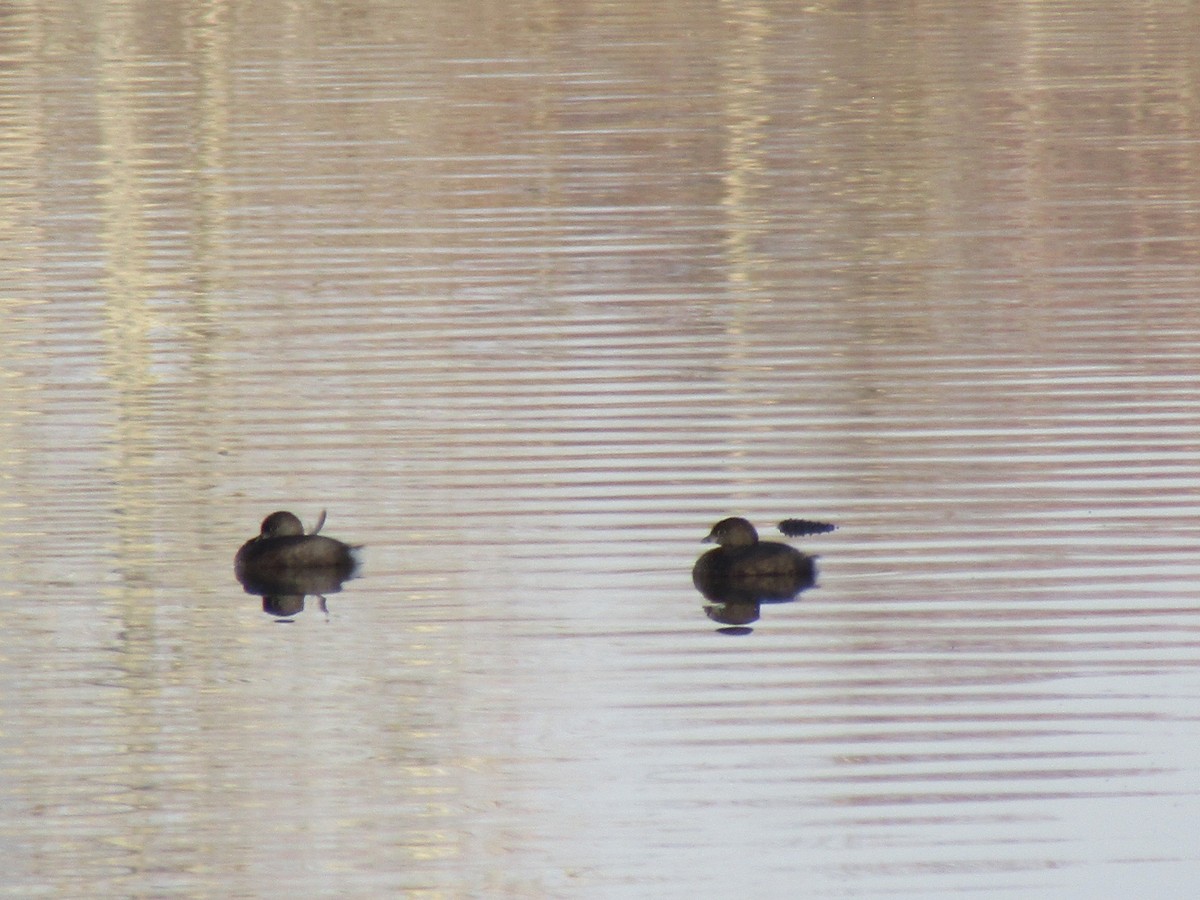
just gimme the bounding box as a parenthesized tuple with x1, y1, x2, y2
(698, 517, 814, 578)
(235, 511, 360, 585)
(692, 516, 820, 604)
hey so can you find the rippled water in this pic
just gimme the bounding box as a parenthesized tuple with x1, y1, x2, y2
(4, 2, 1200, 897)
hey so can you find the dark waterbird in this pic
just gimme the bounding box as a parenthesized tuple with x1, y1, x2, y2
(235, 510, 361, 593)
(693, 517, 835, 628)
(696, 516, 831, 580)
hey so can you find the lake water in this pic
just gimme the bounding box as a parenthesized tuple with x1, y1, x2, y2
(4, 2, 1200, 897)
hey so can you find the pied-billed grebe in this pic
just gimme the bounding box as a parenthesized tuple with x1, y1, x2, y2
(235, 510, 360, 581)
(696, 517, 816, 579)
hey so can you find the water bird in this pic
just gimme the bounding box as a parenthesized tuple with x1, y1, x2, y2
(695, 516, 827, 581)
(692, 517, 822, 630)
(235, 510, 361, 586)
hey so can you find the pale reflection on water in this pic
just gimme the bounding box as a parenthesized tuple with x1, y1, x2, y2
(4, 2, 1200, 897)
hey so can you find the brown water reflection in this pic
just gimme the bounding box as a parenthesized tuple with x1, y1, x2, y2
(4, 1, 1200, 897)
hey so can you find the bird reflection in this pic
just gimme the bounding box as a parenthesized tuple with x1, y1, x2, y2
(240, 568, 346, 619)
(693, 517, 834, 632)
(235, 510, 361, 618)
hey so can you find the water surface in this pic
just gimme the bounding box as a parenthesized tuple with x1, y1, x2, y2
(3, 2, 1200, 897)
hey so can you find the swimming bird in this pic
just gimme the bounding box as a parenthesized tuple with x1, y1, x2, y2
(235, 510, 360, 584)
(696, 517, 817, 579)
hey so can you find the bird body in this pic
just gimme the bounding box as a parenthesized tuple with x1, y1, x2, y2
(692, 516, 818, 601)
(235, 511, 359, 583)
